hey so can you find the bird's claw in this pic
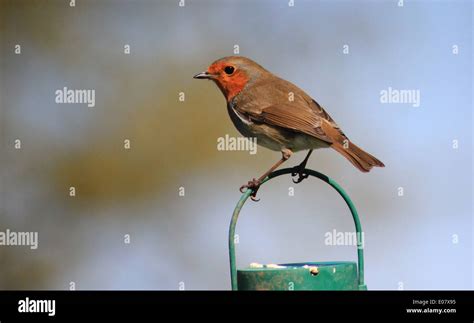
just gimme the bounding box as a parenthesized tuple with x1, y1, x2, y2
(291, 167, 309, 184)
(239, 178, 261, 202)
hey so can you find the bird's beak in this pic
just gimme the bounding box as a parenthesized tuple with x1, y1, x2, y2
(193, 71, 214, 80)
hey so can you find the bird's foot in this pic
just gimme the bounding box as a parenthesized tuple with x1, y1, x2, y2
(239, 178, 261, 202)
(291, 165, 309, 184)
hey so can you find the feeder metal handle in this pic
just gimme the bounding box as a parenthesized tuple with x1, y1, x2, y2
(228, 167, 365, 290)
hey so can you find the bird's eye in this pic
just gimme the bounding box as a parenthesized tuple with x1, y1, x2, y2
(224, 66, 235, 75)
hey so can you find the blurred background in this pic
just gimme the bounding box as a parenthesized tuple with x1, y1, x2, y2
(0, 0, 472, 290)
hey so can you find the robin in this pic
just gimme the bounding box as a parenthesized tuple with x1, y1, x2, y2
(194, 56, 384, 200)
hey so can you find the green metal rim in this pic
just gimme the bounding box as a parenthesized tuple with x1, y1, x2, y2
(228, 168, 365, 290)
(238, 261, 357, 272)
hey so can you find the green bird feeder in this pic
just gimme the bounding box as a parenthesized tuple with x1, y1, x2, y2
(228, 168, 367, 291)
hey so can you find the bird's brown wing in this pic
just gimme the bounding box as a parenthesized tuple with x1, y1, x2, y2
(235, 103, 338, 144)
(309, 99, 347, 138)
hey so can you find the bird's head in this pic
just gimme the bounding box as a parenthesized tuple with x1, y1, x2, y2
(194, 56, 266, 101)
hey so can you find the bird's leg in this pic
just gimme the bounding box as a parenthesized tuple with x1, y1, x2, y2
(291, 149, 313, 184)
(240, 149, 292, 201)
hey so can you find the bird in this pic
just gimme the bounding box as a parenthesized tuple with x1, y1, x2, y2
(194, 56, 384, 201)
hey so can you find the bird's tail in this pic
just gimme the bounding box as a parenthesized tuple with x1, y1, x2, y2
(332, 141, 385, 173)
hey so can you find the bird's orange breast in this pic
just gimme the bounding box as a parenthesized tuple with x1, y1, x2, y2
(225, 74, 249, 101)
